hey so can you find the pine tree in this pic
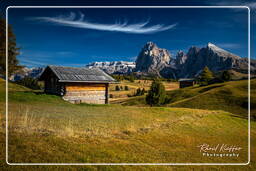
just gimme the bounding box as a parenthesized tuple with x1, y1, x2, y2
(141, 88, 146, 95)
(221, 70, 231, 81)
(124, 85, 129, 91)
(0, 17, 22, 76)
(115, 85, 120, 91)
(146, 80, 166, 106)
(199, 66, 214, 86)
(136, 88, 141, 96)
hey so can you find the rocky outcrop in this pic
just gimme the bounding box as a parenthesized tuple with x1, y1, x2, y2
(135, 42, 172, 76)
(175, 50, 187, 66)
(178, 43, 254, 78)
(134, 42, 255, 78)
(86, 61, 135, 74)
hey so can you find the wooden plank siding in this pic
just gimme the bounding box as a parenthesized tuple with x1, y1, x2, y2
(63, 83, 109, 104)
(39, 66, 116, 104)
(66, 83, 106, 91)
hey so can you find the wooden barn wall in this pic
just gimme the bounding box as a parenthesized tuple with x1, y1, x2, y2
(44, 72, 63, 95)
(63, 83, 108, 104)
(179, 81, 195, 88)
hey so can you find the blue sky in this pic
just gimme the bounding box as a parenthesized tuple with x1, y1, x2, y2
(5, 5, 252, 68)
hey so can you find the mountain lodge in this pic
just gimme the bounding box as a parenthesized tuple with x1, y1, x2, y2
(178, 78, 195, 88)
(39, 65, 116, 104)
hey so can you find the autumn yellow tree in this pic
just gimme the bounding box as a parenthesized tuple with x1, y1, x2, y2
(0, 16, 22, 77)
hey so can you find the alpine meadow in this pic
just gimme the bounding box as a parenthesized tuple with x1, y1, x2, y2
(1, 6, 256, 171)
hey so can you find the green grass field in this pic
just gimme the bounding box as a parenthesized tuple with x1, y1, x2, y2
(121, 79, 256, 119)
(0, 78, 255, 170)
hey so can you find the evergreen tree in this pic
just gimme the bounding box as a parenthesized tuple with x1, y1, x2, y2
(129, 75, 135, 82)
(124, 85, 129, 91)
(141, 88, 146, 95)
(221, 70, 231, 81)
(16, 77, 42, 90)
(199, 66, 214, 86)
(115, 85, 120, 91)
(0, 17, 22, 76)
(136, 88, 141, 96)
(146, 80, 166, 106)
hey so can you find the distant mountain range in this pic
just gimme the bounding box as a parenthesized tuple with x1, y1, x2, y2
(9, 67, 44, 81)
(10, 42, 256, 81)
(86, 61, 135, 74)
(134, 42, 256, 78)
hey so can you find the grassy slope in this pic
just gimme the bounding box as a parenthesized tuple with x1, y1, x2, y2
(167, 79, 256, 118)
(109, 80, 178, 101)
(121, 79, 256, 119)
(0, 78, 255, 170)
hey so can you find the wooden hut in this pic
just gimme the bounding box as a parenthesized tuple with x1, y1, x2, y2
(178, 78, 195, 88)
(39, 65, 116, 104)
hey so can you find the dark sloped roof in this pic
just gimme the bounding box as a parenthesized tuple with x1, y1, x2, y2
(39, 65, 116, 83)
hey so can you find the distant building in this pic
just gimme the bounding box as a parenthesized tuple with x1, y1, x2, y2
(178, 78, 195, 88)
(39, 65, 116, 104)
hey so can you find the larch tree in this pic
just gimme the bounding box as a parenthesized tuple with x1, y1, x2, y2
(199, 66, 214, 86)
(0, 16, 22, 77)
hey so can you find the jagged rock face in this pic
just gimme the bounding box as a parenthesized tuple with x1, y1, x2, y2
(12, 42, 255, 80)
(135, 42, 255, 78)
(178, 43, 252, 78)
(175, 50, 187, 66)
(86, 61, 135, 74)
(135, 42, 171, 76)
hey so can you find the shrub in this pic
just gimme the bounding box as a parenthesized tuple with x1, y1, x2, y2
(16, 77, 42, 90)
(115, 85, 120, 91)
(136, 88, 141, 96)
(141, 88, 146, 95)
(146, 80, 166, 106)
(124, 86, 129, 91)
(129, 75, 135, 82)
(221, 70, 231, 81)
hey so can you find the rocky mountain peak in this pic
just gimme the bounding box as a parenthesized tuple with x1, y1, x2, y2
(175, 50, 187, 65)
(143, 41, 157, 50)
(135, 42, 171, 76)
(207, 42, 226, 53)
(187, 46, 200, 56)
(207, 42, 217, 48)
(206, 42, 240, 59)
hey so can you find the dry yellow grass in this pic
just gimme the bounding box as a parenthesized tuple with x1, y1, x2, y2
(0, 78, 255, 170)
(109, 80, 178, 101)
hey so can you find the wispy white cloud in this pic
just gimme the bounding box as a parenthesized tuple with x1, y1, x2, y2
(31, 12, 177, 34)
